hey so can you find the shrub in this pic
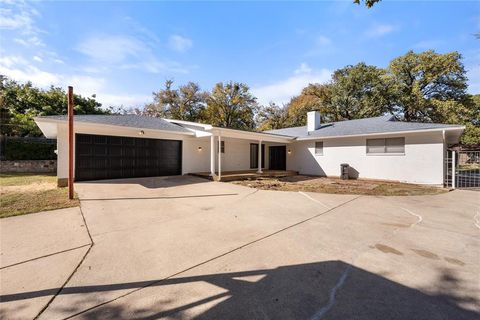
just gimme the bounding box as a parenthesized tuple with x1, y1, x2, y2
(5, 138, 56, 160)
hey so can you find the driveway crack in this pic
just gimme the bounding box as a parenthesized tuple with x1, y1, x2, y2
(0, 244, 91, 270)
(34, 204, 95, 320)
(60, 195, 361, 319)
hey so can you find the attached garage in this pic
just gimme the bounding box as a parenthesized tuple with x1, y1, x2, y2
(75, 134, 182, 181)
(33, 115, 195, 185)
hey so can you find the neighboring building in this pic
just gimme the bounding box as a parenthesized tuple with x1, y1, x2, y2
(34, 111, 464, 186)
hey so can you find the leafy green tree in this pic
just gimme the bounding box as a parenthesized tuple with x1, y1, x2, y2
(460, 94, 480, 145)
(283, 64, 393, 126)
(283, 84, 333, 127)
(256, 102, 289, 131)
(329, 63, 394, 120)
(204, 81, 257, 130)
(143, 80, 208, 121)
(389, 50, 468, 122)
(0, 76, 107, 137)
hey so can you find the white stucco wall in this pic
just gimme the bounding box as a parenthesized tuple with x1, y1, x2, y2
(213, 138, 286, 172)
(287, 131, 445, 185)
(56, 123, 213, 179)
(55, 122, 445, 185)
(55, 124, 288, 180)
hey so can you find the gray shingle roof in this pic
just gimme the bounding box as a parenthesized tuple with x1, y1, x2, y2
(265, 115, 464, 138)
(37, 115, 191, 134)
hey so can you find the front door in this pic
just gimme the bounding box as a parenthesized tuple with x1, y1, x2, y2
(269, 146, 286, 170)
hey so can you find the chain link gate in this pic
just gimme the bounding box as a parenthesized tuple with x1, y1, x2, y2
(445, 149, 480, 189)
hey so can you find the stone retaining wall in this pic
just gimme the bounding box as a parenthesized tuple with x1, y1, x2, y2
(0, 160, 57, 173)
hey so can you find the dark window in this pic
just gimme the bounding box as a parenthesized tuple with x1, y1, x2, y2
(315, 141, 323, 155)
(367, 137, 405, 154)
(218, 140, 225, 153)
(250, 143, 265, 169)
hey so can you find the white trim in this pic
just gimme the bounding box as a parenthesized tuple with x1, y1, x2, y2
(366, 153, 405, 156)
(211, 127, 294, 143)
(163, 118, 213, 130)
(296, 127, 465, 141)
(34, 117, 195, 137)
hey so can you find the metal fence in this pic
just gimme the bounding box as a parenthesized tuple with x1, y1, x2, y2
(445, 150, 480, 189)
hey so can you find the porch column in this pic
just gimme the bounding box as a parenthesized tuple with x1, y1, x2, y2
(257, 140, 263, 174)
(452, 150, 456, 189)
(218, 135, 222, 180)
(210, 134, 215, 176)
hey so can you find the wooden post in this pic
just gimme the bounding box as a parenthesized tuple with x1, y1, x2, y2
(68, 86, 74, 199)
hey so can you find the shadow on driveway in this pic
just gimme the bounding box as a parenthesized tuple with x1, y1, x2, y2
(1, 261, 477, 319)
(77, 175, 210, 190)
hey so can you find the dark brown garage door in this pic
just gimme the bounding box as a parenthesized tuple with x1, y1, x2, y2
(75, 134, 182, 181)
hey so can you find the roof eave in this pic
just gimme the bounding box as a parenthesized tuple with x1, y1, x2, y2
(211, 127, 295, 142)
(33, 117, 195, 137)
(295, 126, 465, 141)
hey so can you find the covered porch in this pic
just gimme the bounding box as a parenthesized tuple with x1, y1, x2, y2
(200, 127, 295, 182)
(191, 169, 298, 182)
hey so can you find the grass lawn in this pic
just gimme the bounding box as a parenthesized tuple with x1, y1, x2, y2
(0, 173, 79, 218)
(232, 175, 448, 196)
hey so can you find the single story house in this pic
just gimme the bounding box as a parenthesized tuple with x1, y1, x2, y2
(34, 111, 464, 186)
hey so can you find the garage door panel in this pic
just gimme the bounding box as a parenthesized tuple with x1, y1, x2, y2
(93, 135, 107, 144)
(94, 145, 108, 156)
(75, 134, 182, 181)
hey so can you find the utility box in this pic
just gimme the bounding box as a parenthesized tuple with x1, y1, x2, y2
(340, 163, 349, 180)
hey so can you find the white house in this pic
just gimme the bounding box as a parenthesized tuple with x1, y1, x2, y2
(34, 111, 464, 186)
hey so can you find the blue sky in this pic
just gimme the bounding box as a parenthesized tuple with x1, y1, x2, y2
(1, 0, 479, 108)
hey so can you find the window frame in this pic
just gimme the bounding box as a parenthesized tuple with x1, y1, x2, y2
(217, 140, 225, 154)
(315, 141, 324, 156)
(366, 137, 405, 155)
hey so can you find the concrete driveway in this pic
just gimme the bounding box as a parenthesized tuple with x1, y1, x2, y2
(1, 175, 479, 320)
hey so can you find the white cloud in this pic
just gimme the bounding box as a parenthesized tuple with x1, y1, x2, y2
(33, 55, 42, 62)
(253, 63, 332, 106)
(77, 34, 190, 74)
(0, 1, 44, 46)
(77, 35, 147, 64)
(365, 24, 397, 38)
(305, 35, 334, 56)
(315, 35, 332, 47)
(0, 56, 59, 87)
(0, 54, 104, 97)
(0, 53, 151, 108)
(168, 34, 193, 53)
(14, 36, 44, 47)
(96, 93, 151, 108)
(294, 63, 312, 74)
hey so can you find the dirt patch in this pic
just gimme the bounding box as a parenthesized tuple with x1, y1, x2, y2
(0, 173, 78, 218)
(373, 243, 403, 255)
(1, 181, 56, 195)
(411, 249, 440, 260)
(232, 175, 447, 196)
(444, 257, 466, 266)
